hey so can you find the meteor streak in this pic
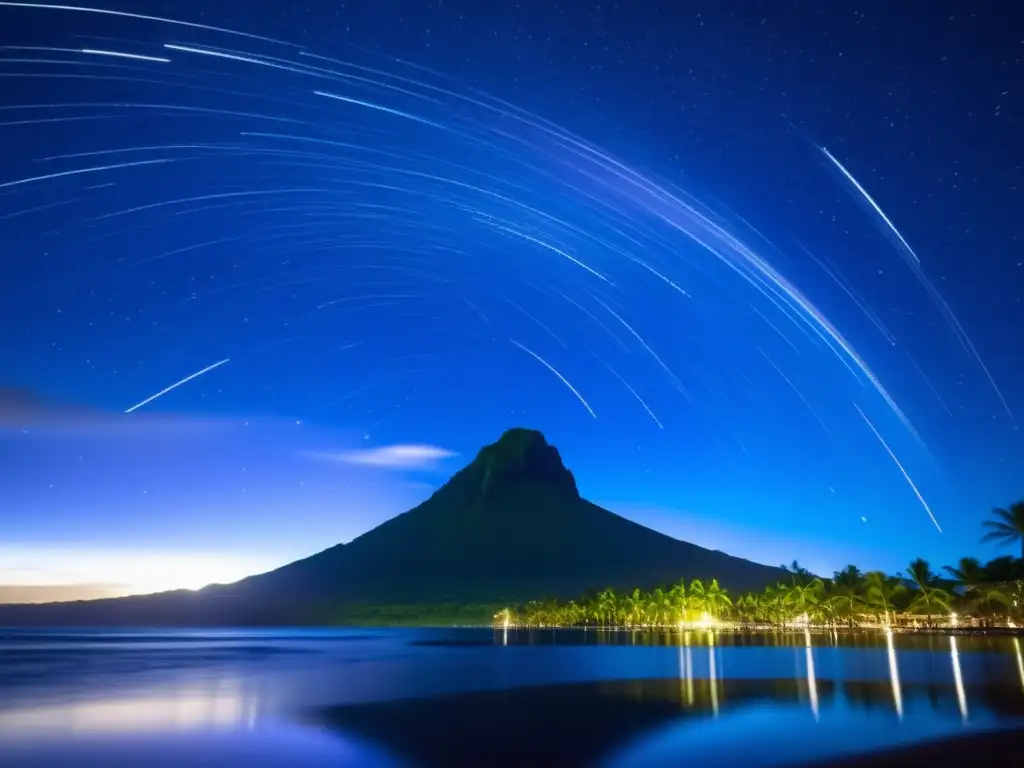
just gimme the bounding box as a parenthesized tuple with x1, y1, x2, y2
(820, 146, 921, 264)
(125, 359, 231, 414)
(854, 403, 942, 533)
(822, 146, 1017, 429)
(510, 340, 596, 419)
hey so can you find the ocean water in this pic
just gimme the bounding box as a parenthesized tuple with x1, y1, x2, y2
(1, 627, 1022, 766)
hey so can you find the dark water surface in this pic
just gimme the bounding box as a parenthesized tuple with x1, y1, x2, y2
(2, 627, 1023, 766)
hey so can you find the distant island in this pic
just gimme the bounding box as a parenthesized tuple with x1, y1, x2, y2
(2, 428, 1020, 630)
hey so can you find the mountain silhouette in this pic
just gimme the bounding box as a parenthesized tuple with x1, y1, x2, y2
(0, 428, 786, 625)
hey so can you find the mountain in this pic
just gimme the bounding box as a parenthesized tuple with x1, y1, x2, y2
(0, 428, 786, 625)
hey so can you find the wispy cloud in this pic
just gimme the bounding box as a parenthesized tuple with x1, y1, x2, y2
(0, 386, 225, 436)
(302, 444, 458, 470)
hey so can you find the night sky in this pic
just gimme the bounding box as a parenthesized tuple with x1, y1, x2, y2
(1, 2, 1021, 601)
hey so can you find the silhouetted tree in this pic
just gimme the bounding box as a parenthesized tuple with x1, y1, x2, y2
(982, 502, 1024, 559)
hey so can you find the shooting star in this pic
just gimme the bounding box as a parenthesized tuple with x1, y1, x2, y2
(592, 351, 663, 428)
(510, 340, 596, 419)
(819, 146, 920, 264)
(854, 403, 942, 533)
(125, 358, 230, 414)
(822, 145, 1017, 429)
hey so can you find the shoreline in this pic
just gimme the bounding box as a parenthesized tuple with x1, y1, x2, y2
(487, 624, 1024, 635)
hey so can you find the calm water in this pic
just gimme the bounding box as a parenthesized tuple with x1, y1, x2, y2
(2, 628, 1024, 766)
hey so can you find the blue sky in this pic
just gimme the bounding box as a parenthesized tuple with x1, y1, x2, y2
(1, 1, 1021, 599)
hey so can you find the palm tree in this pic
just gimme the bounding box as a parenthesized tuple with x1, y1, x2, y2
(784, 560, 814, 587)
(944, 556, 987, 592)
(864, 571, 905, 626)
(731, 594, 758, 627)
(906, 558, 952, 627)
(648, 587, 673, 627)
(831, 565, 865, 628)
(788, 578, 824, 621)
(597, 588, 618, 628)
(983, 555, 1024, 583)
(982, 502, 1024, 559)
(562, 600, 583, 627)
(944, 556, 987, 615)
(523, 600, 542, 627)
(688, 579, 707, 618)
(906, 558, 939, 590)
(705, 579, 733, 620)
(908, 586, 952, 627)
(624, 588, 647, 627)
(973, 584, 1012, 625)
(761, 583, 787, 626)
(669, 579, 687, 624)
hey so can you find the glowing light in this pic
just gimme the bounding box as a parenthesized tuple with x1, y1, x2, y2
(950, 612, 958, 627)
(886, 628, 904, 720)
(1013, 638, 1024, 695)
(805, 628, 819, 721)
(950, 636, 968, 722)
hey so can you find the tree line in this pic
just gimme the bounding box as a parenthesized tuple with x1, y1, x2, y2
(498, 502, 1024, 631)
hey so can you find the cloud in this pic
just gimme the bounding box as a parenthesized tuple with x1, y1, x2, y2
(0, 386, 225, 436)
(302, 444, 458, 470)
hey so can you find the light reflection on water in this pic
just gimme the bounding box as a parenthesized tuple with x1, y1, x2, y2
(1, 628, 1023, 766)
(951, 635, 969, 721)
(0, 684, 251, 734)
(805, 627, 819, 721)
(886, 628, 904, 719)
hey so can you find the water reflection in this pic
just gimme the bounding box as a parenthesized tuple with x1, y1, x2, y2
(708, 630, 719, 717)
(1014, 637, 1024, 694)
(0, 682, 253, 734)
(886, 628, 904, 720)
(805, 628, 819, 721)
(322, 676, 1024, 767)
(950, 635, 969, 721)
(682, 632, 694, 705)
(5, 628, 1024, 767)
(1015, 638, 1024, 696)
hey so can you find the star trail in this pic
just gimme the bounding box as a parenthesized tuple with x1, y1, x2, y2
(1, 1, 1021, 591)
